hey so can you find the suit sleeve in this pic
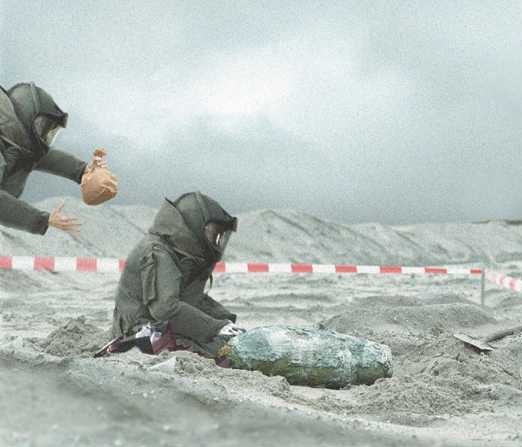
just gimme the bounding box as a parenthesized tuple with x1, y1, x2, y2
(0, 152, 49, 235)
(0, 191, 50, 234)
(34, 149, 88, 184)
(141, 247, 228, 343)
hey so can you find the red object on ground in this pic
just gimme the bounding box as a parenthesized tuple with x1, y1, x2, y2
(151, 322, 178, 354)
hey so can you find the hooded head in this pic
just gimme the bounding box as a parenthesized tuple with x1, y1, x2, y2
(7, 82, 68, 160)
(150, 192, 238, 262)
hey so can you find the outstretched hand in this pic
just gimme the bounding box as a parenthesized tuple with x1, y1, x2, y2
(48, 202, 81, 236)
(219, 321, 246, 338)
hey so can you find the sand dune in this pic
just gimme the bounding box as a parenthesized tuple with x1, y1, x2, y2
(1, 197, 522, 446)
(1, 196, 522, 267)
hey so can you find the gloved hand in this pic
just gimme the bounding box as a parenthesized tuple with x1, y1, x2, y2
(135, 323, 159, 341)
(219, 321, 246, 338)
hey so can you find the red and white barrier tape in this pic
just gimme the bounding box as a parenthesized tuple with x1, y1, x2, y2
(485, 271, 522, 293)
(0, 256, 482, 275)
(0, 256, 125, 273)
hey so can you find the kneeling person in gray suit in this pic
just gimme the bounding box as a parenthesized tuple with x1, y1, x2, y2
(110, 192, 244, 355)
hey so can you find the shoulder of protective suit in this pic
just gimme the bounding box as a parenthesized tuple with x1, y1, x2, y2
(7, 82, 65, 124)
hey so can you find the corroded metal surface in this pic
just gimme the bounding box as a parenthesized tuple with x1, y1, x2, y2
(224, 326, 393, 388)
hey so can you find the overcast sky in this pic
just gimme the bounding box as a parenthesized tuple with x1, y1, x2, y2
(2, 0, 522, 224)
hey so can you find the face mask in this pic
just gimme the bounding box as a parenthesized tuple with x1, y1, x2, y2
(33, 115, 62, 146)
(43, 126, 61, 146)
(215, 230, 233, 253)
(204, 220, 237, 256)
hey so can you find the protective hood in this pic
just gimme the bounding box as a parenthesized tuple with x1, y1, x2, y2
(149, 192, 237, 262)
(7, 82, 68, 160)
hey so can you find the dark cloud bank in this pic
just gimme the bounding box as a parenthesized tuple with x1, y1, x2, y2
(2, 0, 522, 224)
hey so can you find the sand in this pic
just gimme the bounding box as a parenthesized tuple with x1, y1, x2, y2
(2, 197, 522, 446)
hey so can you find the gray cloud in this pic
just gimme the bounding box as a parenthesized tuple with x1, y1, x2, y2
(2, 0, 522, 223)
(0, 1, 4, 79)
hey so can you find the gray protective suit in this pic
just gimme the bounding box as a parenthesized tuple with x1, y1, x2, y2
(112, 192, 237, 343)
(0, 83, 87, 235)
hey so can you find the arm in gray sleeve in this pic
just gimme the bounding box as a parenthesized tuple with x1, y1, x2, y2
(34, 149, 88, 184)
(0, 151, 49, 235)
(142, 247, 228, 343)
(0, 190, 49, 234)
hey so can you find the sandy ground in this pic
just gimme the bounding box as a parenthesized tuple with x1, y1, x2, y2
(2, 266, 522, 446)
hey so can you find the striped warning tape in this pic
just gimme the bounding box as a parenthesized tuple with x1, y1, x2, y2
(0, 256, 483, 275)
(485, 271, 522, 292)
(0, 256, 125, 272)
(214, 263, 482, 275)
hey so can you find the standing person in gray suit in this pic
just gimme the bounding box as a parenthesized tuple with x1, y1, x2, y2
(0, 82, 115, 236)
